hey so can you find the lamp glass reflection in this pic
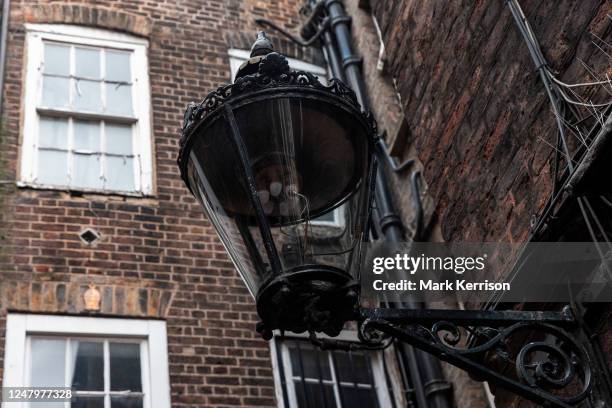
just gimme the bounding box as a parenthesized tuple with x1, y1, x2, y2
(186, 95, 372, 298)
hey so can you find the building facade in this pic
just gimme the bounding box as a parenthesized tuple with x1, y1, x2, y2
(0, 0, 610, 407)
(354, 0, 611, 407)
(0, 1, 327, 407)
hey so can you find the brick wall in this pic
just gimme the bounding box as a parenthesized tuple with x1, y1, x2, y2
(364, 0, 611, 406)
(345, 1, 492, 406)
(370, 0, 610, 243)
(0, 1, 316, 406)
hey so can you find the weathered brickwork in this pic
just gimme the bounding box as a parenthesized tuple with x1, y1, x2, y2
(370, 0, 610, 243)
(345, 1, 491, 406)
(2, 0, 610, 406)
(0, 1, 314, 407)
(364, 0, 611, 406)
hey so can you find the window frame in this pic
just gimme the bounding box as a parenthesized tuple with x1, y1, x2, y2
(227, 49, 344, 227)
(20, 24, 154, 196)
(270, 331, 395, 408)
(2, 314, 171, 408)
(26, 335, 147, 406)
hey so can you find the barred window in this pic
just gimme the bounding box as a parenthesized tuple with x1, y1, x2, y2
(274, 338, 397, 408)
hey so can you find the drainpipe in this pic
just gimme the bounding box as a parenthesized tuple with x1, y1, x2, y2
(319, 1, 454, 407)
(0, 0, 10, 115)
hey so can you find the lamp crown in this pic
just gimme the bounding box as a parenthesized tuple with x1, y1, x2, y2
(250, 31, 274, 57)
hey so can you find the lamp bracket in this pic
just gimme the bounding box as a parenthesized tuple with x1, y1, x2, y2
(354, 306, 599, 408)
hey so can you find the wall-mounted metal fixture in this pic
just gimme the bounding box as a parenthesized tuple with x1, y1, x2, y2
(177, 24, 607, 408)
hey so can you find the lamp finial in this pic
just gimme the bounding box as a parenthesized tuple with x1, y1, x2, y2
(250, 31, 274, 57)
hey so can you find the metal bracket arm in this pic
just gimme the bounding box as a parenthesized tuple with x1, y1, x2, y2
(357, 307, 592, 408)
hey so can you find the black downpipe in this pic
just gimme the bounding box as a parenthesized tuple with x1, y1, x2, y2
(320, 1, 453, 407)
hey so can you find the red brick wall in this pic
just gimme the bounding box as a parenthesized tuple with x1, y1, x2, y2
(364, 0, 611, 406)
(0, 1, 319, 406)
(370, 0, 610, 243)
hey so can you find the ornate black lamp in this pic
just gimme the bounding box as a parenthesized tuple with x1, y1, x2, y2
(179, 32, 377, 338)
(178, 33, 602, 408)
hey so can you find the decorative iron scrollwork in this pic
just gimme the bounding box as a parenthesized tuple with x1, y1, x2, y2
(178, 52, 363, 159)
(359, 311, 593, 408)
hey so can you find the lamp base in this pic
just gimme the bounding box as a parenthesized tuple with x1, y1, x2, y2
(255, 265, 358, 339)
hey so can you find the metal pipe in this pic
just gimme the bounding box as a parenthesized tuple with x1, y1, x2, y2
(0, 0, 10, 115)
(319, 1, 453, 407)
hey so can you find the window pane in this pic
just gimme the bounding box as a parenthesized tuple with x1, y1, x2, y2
(313, 210, 336, 223)
(333, 351, 372, 384)
(42, 76, 70, 108)
(75, 47, 101, 79)
(105, 124, 133, 155)
(110, 343, 142, 392)
(74, 79, 102, 112)
(289, 343, 331, 380)
(105, 156, 135, 191)
(74, 120, 100, 151)
(30, 338, 66, 387)
(73, 154, 102, 190)
(72, 397, 105, 408)
(39, 117, 68, 149)
(294, 383, 336, 408)
(105, 51, 131, 82)
(111, 396, 143, 408)
(340, 386, 378, 408)
(105, 83, 132, 116)
(71, 341, 104, 391)
(37, 150, 68, 185)
(44, 43, 70, 76)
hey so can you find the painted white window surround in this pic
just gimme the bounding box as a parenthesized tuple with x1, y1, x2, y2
(270, 332, 395, 408)
(20, 24, 153, 196)
(2, 314, 171, 408)
(228, 49, 343, 227)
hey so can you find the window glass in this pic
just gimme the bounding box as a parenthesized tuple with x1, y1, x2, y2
(74, 120, 100, 151)
(105, 83, 133, 116)
(37, 150, 68, 185)
(339, 387, 378, 408)
(105, 156, 135, 191)
(105, 124, 133, 155)
(74, 79, 102, 112)
(333, 351, 371, 384)
(39, 117, 68, 149)
(289, 344, 331, 380)
(110, 342, 142, 392)
(42, 76, 70, 108)
(71, 341, 104, 391)
(73, 153, 102, 189)
(44, 43, 70, 76)
(105, 51, 131, 82)
(111, 396, 143, 408)
(72, 397, 106, 408)
(295, 384, 336, 408)
(313, 210, 337, 223)
(30, 338, 65, 387)
(75, 47, 101, 78)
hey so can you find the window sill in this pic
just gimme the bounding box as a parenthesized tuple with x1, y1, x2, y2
(16, 181, 155, 199)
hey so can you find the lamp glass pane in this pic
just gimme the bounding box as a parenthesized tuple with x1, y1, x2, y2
(187, 119, 265, 296)
(186, 95, 372, 296)
(234, 97, 371, 278)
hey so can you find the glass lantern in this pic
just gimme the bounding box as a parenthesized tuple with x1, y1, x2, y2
(178, 34, 377, 337)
